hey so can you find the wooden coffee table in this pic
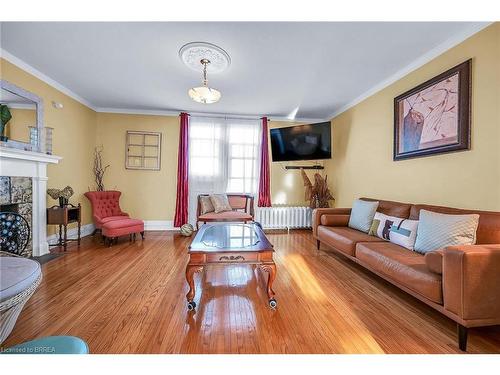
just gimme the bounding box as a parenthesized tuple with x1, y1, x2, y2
(185, 222, 277, 310)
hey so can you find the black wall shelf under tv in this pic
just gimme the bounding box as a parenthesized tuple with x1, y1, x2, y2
(284, 165, 324, 170)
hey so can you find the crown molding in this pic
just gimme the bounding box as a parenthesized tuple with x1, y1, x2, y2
(96, 107, 326, 123)
(95, 107, 180, 116)
(1, 48, 97, 110)
(327, 22, 493, 119)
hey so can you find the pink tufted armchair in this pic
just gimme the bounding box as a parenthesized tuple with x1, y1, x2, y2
(84, 191, 129, 234)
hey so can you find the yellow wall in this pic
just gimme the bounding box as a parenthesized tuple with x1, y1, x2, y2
(325, 23, 500, 211)
(3, 22, 497, 229)
(95, 113, 179, 221)
(268, 120, 328, 206)
(1, 58, 98, 231)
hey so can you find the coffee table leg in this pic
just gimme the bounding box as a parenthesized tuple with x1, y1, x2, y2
(260, 263, 277, 308)
(185, 265, 203, 311)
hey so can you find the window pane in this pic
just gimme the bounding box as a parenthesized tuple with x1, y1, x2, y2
(231, 144, 244, 158)
(127, 145, 142, 157)
(244, 145, 255, 158)
(228, 178, 243, 192)
(244, 159, 254, 177)
(144, 135, 158, 145)
(190, 139, 219, 157)
(191, 157, 217, 176)
(144, 146, 157, 157)
(129, 134, 143, 145)
(231, 159, 244, 178)
(144, 158, 159, 169)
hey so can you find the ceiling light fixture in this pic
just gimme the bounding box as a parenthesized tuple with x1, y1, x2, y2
(188, 59, 221, 104)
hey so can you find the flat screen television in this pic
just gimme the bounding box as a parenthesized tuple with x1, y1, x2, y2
(270, 121, 331, 162)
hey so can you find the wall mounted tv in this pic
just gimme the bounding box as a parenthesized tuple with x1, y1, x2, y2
(270, 121, 331, 162)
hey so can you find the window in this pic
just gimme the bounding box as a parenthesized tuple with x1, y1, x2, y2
(188, 117, 261, 224)
(125, 131, 161, 170)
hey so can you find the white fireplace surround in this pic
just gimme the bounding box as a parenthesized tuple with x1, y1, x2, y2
(0, 147, 61, 257)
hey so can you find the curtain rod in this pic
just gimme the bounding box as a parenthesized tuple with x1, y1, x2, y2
(189, 112, 262, 121)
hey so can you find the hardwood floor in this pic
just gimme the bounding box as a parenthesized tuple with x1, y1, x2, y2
(3, 230, 500, 353)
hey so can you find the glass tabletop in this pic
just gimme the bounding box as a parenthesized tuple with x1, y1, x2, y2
(200, 223, 260, 249)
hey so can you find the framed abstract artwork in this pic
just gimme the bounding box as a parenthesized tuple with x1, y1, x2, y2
(393, 59, 471, 161)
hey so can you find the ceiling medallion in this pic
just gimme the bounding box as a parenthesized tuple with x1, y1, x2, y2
(179, 42, 231, 73)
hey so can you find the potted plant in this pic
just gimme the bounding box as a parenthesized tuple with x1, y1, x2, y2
(0, 104, 12, 142)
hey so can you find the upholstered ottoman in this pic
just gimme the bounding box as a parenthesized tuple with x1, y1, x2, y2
(1, 335, 89, 354)
(0, 257, 42, 344)
(101, 218, 144, 246)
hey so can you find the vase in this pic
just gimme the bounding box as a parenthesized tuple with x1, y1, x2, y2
(58, 197, 69, 207)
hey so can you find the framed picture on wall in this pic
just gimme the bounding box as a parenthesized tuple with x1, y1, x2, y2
(393, 59, 471, 161)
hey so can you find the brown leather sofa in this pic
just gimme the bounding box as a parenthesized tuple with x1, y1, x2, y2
(313, 198, 500, 351)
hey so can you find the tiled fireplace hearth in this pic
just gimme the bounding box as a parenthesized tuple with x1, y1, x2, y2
(0, 147, 61, 257)
(0, 176, 33, 257)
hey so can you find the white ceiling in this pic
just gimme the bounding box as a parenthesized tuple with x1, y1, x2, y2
(0, 22, 488, 120)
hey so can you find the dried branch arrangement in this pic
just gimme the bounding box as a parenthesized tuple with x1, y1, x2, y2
(301, 169, 334, 209)
(93, 146, 109, 191)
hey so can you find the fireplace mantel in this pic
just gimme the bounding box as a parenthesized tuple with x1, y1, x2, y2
(1, 146, 62, 256)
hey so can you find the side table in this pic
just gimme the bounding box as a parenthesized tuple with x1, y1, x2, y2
(47, 204, 81, 251)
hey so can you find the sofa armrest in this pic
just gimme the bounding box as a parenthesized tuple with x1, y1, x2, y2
(443, 244, 500, 323)
(312, 208, 351, 238)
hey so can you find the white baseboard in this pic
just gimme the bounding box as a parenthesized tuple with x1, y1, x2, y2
(46, 222, 178, 244)
(144, 220, 179, 231)
(47, 223, 96, 244)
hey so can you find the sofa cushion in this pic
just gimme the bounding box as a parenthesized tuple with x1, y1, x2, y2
(361, 198, 412, 218)
(101, 215, 129, 224)
(355, 242, 443, 304)
(227, 195, 248, 210)
(348, 199, 379, 233)
(198, 211, 253, 221)
(317, 226, 384, 256)
(102, 218, 144, 237)
(414, 209, 480, 254)
(0, 257, 41, 302)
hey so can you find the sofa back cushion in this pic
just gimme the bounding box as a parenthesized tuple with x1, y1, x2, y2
(410, 204, 500, 245)
(361, 197, 412, 218)
(348, 199, 379, 233)
(414, 209, 480, 254)
(227, 195, 248, 210)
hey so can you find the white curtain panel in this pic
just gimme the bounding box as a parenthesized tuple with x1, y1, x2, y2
(188, 116, 262, 225)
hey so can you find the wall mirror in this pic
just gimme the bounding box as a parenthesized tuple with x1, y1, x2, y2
(0, 79, 44, 153)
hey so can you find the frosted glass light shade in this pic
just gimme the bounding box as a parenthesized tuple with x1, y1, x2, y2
(188, 86, 221, 104)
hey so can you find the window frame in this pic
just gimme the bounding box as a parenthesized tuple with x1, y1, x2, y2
(125, 130, 162, 171)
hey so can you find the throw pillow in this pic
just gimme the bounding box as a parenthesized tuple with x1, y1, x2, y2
(368, 212, 419, 250)
(199, 196, 215, 214)
(389, 219, 419, 250)
(209, 194, 233, 214)
(413, 209, 480, 254)
(369, 212, 403, 240)
(348, 199, 379, 233)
